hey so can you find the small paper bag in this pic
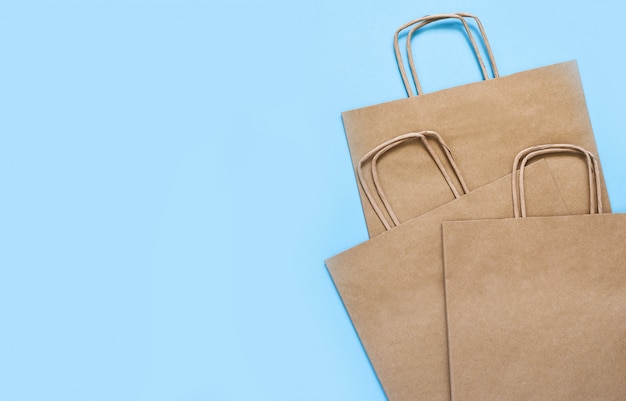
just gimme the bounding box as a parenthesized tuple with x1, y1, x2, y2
(442, 145, 626, 400)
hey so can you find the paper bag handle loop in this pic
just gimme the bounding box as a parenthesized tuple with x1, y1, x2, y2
(357, 131, 469, 230)
(395, 13, 499, 97)
(518, 147, 601, 217)
(512, 144, 602, 218)
(371, 134, 468, 227)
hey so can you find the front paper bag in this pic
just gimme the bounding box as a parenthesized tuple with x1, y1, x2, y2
(344, 13, 611, 237)
(326, 138, 582, 401)
(443, 145, 625, 400)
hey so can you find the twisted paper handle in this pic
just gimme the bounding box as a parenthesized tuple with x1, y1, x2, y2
(512, 144, 602, 218)
(357, 131, 468, 230)
(394, 13, 499, 97)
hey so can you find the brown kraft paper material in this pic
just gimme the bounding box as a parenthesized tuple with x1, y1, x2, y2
(325, 156, 575, 401)
(442, 145, 625, 400)
(343, 13, 611, 237)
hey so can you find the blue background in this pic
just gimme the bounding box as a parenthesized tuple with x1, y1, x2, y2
(1, 1, 624, 400)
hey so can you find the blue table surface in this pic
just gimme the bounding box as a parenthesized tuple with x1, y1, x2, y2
(1, 1, 624, 400)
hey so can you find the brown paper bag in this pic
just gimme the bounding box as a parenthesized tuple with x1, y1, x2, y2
(344, 12, 611, 237)
(442, 145, 625, 400)
(326, 139, 578, 401)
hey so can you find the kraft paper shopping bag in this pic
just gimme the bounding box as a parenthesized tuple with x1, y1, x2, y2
(343, 13, 611, 237)
(326, 138, 581, 401)
(442, 145, 625, 400)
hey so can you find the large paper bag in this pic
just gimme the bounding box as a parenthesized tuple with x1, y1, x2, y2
(443, 145, 625, 400)
(326, 138, 580, 401)
(344, 13, 611, 237)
